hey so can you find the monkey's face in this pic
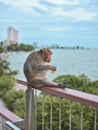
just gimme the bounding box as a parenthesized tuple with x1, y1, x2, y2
(44, 52, 52, 62)
(40, 48, 52, 62)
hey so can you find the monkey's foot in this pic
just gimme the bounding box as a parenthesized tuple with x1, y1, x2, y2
(58, 82, 66, 89)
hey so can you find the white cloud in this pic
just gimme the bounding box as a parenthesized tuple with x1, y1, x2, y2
(46, 0, 80, 5)
(50, 7, 65, 16)
(66, 8, 97, 21)
(49, 6, 97, 21)
(47, 26, 72, 32)
(0, 0, 97, 22)
(0, 0, 48, 12)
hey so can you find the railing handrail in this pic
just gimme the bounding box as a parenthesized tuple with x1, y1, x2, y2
(0, 105, 23, 122)
(17, 79, 98, 108)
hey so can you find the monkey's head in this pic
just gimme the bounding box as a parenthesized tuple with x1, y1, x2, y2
(39, 48, 52, 62)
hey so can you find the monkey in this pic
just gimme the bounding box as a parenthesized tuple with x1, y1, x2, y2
(23, 48, 66, 89)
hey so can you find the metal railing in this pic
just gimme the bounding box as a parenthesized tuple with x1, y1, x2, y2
(0, 105, 24, 130)
(5, 121, 21, 130)
(17, 79, 98, 130)
(0, 79, 98, 130)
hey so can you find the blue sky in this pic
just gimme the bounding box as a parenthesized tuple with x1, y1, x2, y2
(0, 0, 98, 48)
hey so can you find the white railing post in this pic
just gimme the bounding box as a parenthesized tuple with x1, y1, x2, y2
(42, 93, 45, 130)
(2, 118, 6, 130)
(81, 106, 83, 130)
(50, 96, 52, 130)
(59, 98, 62, 130)
(94, 109, 97, 130)
(35, 90, 37, 130)
(26, 86, 35, 130)
(69, 102, 72, 130)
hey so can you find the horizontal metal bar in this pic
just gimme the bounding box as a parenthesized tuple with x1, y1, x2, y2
(0, 105, 23, 122)
(13, 120, 25, 129)
(5, 121, 21, 130)
(17, 79, 98, 108)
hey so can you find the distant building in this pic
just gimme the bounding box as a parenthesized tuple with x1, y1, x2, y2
(5, 26, 18, 46)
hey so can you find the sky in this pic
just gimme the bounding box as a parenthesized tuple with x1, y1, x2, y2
(0, 0, 98, 48)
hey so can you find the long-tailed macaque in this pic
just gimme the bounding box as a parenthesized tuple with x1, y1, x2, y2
(23, 48, 66, 88)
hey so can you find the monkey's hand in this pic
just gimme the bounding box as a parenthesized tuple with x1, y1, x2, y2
(51, 66, 56, 71)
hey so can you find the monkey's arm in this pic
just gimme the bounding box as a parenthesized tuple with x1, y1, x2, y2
(36, 64, 56, 71)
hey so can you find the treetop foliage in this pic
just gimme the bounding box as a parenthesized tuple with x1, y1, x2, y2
(0, 57, 18, 76)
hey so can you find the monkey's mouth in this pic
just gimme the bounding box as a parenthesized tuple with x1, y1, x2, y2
(47, 60, 50, 62)
(46, 59, 51, 62)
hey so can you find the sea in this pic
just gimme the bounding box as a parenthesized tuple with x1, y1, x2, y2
(5, 49, 98, 81)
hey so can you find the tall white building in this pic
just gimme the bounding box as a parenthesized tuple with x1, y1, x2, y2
(6, 26, 18, 46)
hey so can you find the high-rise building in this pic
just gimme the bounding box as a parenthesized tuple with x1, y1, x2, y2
(6, 26, 18, 46)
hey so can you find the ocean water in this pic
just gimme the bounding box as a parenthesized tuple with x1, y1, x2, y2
(7, 49, 98, 81)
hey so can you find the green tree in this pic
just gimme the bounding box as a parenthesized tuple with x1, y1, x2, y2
(19, 43, 34, 51)
(0, 75, 14, 97)
(54, 74, 98, 95)
(3, 89, 25, 117)
(0, 57, 18, 104)
(0, 57, 18, 76)
(0, 57, 26, 118)
(6, 43, 34, 52)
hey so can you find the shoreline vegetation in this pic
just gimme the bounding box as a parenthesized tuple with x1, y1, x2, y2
(0, 41, 95, 54)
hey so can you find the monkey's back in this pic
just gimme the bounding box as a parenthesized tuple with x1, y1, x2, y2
(23, 50, 44, 82)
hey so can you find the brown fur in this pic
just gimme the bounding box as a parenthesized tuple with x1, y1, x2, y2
(23, 48, 65, 88)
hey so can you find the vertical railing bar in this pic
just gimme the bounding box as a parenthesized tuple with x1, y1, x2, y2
(50, 95, 53, 130)
(26, 86, 35, 130)
(35, 90, 37, 130)
(2, 118, 5, 130)
(81, 106, 83, 130)
(94, 108, 97, 130)
(42, 93, 44, 130)
(69, 102, 72, 130)
(59, 98, 62, 130)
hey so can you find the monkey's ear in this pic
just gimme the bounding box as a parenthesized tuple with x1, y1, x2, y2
(40, 49, 43, 53)
(40, 48, 45, 53)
